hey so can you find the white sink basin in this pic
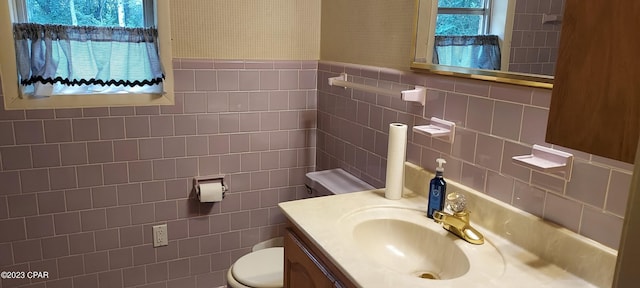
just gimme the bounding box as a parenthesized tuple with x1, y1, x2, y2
(340, 207, 505, 282)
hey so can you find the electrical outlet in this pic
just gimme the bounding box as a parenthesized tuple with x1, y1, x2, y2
(152, 224, 168, 247)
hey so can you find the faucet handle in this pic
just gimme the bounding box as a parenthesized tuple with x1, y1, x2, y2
(446, 192, 466, 213)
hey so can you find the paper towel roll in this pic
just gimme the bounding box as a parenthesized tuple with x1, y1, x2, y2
(197, 182, 225, 202)
(385, 123, 407, 200)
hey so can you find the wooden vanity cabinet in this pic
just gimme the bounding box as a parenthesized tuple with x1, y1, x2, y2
(284, 224, 356, 288)
(546, 0, 640, 163)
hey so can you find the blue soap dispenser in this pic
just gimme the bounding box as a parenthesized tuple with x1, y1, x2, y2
(427, 158, 447, 219)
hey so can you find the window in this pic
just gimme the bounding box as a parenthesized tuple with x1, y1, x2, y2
(0, 0, 174, 110)
(435, 0, 491, 36)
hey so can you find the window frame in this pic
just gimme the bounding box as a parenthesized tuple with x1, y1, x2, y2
(0, 0, 174, 110)
(436, 0, 492, 36)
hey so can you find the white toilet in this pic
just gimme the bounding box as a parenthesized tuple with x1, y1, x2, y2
(226, 168, 374, 288)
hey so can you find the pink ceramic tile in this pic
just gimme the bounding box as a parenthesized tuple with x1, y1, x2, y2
(60, 142, 89, 165)
(25, 215, 54, 238)
(72, 118, 100, 141)
(221, 193, 242, 213)
(87, 141, 114, 163)
(260, 71, 279, 90)
(198, 155, 221, 175)
(37, 190, 65, 214)
(492, 101, 523, 140)
(580, 207, 623, 249)
(123, 266, 146, 287)
(21, 168, 51, 192)
(475, 134, 503, 171)
(217, 71, 239, 91)
(13, 239, 42, 263)
(466, 97, 494, 134)
(131, 203, 155, 225)
(95, 229, 119, 251)
(512, 181, 545, 217)
(119, 226, 143, 247)
(543, 193, 582, 232)
(260, 112, 279, 131)
(248, 92, 269, 111)
(199, 234, 221, 254)
(279, 150, 297, 169)
(190, 254, 211, 275)
(531, 88, 552, 108)
(64, 189, 91, 211)
(73, 274, 98, 287)
(163, 137, 186, 158)
(109, 247, 133, 269)
(520, 106, 549, 145)
(530, 171, 565, 194)
(270, 169, 289, 188)
(219, 113, 239, 133)
(606, 170, 632, 216)
(125, 116, 151, 138)
(174, 70, 196, 92)
(186, 136, 209, 156)
(14, 120, 45, 144)
(68, 232, 95, 255)
(146, 262, 169, 283)
(103, 163, 128, 185)
(8, 194, 38, 217)
(220, 154, 241, 174)
(259, 151, 279, 170)
(25, 109, 54, 119)
(136, 106, 160, 116)
(165, 179, 189, 200)
(80, 209, 107, 231)
(174, 115, 198, 136)
(1, 146, 32, 170)
(229, 134, 250, 153)
(443, 93, 468, 127)
(117, 183, 142, 205)
(194, 70, 218, 91)
(219, 231, 240, 251)
(98, 270, 123, 288)
(196, 114, 219, 135)
(239, 71, 261, 91)
(251, 171, 270, 191)
(155, 201, 178, 221)
(29, 259, 57, 282)
(241, 153, 260, 172)
(91, 186, 118, 208)
(279, 70, 299, 90)
(176, 157, 199, 178)
(139, 138, 163, 160)
(169, 258, 190, 279)
(228, 173, 251, 193)
(0, 219, 26, 242)
(106, 206, 131, 228)
(153, 159, 176, 180)
(98, 117, 125, 140)
(184, 92, 208, 113)
(207, 92, 229, 113)
(53, 212, 81, 234)
(133, 244, 156, 266)
(299, 70, 317, 89)
(500, 141, 531, 183)
(178, 237, 200, 258)
(288, 91, 307, 110)
(565, 161, 609, 208)
(161, 92, 185, 115)
(239, 112, 260, 132)
(150, 115, 175, 137)
(490, 82, 533, 104)
(44, 119, 72, 143)
(189, 216, 210, 237)
(279, 111, 298, 130)
(77, 164, 104, 188)
(452, 129, 476, 163)
(57, 255, 84, 277)
(84, 251, 109, 274)
(460, 163, 487, 193)
(168, 219, 189, 240)
(248, 132, 269, 152)
(0, 122, 14, 146)
(142, 181, 166, 202)
(110, 107, 135, 116)
(227, 94, 250, 113)
(455, 79, 490, 97)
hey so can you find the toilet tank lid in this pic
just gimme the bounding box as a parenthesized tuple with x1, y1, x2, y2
(305, 169, 375, 195)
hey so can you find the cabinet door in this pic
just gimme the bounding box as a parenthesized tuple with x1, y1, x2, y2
(546, 0, 640, 163)
(284, 230, 336, 288)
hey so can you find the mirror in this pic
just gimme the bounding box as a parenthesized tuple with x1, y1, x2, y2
(411, 0, 564, 88)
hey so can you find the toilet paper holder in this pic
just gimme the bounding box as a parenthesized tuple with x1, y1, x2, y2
(193, 175, 228, 200)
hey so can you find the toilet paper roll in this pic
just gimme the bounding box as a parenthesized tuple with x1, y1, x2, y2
(385, 123, 407, 200)
(197, 182, 225, 202)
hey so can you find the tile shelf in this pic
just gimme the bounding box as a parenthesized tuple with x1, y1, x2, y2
(512, 145, 574, 181)
(412, 117, 456, 143)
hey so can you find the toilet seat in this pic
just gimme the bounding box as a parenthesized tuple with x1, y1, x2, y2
(231, 247, 284, 288)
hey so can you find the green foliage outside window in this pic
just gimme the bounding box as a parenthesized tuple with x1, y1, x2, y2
(435, 0, 487, 36)
(25, 0, 145, 27)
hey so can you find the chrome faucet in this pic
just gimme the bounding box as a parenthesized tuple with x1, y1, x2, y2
(432, 192, 484, 245)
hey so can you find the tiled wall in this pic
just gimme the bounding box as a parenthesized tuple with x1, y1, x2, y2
(509, 0, 564, 75)
(316, 60, 631, 250)
(0, 59, 317, 288)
